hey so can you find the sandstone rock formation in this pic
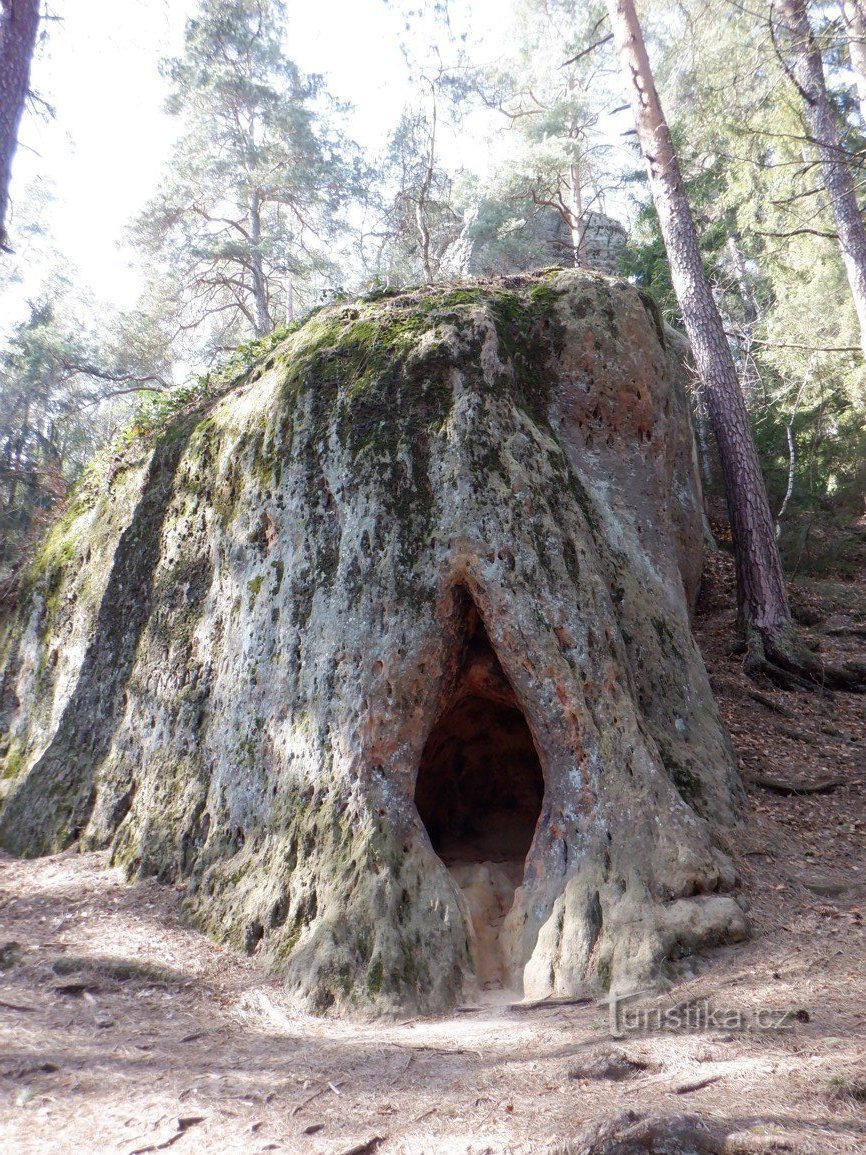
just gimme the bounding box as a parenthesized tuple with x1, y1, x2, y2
(0, 270, 748, 1015)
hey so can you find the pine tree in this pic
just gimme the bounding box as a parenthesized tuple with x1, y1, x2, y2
(134, 0, 359, 352)
(604, 0, 863, 690)
(771, 0, 866, 358)
(625, 0, 865, 537)
(470, 0, 620, 270)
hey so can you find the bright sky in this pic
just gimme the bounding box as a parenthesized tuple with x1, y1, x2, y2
(5, 0, 456, 321)
(8, 1, 190, 309)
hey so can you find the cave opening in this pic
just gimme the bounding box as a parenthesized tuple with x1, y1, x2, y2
(414, 600, 545, 991)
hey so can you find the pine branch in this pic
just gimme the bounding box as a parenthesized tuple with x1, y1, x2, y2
(561, 33, 613, 68)
(60, 361, 170, 391)
(754, 226, 837, 239)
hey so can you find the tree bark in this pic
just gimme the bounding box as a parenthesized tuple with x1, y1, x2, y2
(773, 0, 866, 358)
(604, 1, 797, 660)
(843, 0, 866, 128)
(0, 0, 40, 250)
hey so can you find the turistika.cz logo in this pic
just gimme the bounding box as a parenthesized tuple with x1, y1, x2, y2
(600, 991, 809, 1039)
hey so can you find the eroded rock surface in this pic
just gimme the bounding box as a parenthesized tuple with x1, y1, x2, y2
(0, 270, 747, 1015)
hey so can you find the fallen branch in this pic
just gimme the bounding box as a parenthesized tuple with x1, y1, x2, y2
(54, 981, 99, 997)
(127, 1116, 204, 1155)
(508, 995, 593, 1011)
(778, 726, 819, 745)
(337, 1139, 385, 1155)
(291, 1079, 345, 1116)
(674, 1074, 725, 1094)
(746, 690, 794, 717)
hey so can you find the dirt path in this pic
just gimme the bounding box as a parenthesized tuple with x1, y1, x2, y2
(1, 558, 864, 1154)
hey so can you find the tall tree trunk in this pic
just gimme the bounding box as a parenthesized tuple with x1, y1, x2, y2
(603, 0, 801, 675)
(565, 85, 587, 268)
(415, 83, 438, 284)
(842, 0, 866, 128)
(249, 188, 271, 337)
(0, 0, 40, 251)
(773, 0, 866, 357)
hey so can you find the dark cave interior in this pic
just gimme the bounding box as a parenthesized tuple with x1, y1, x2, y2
(414, 606, 544, 870)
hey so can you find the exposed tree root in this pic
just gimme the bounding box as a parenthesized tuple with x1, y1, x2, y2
(826, 623, 866, 638)
(745, 629, 866, 693)
(746, 772, 843, 795)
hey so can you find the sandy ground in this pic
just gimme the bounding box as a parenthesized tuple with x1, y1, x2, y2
(0, 554, 864, 1154)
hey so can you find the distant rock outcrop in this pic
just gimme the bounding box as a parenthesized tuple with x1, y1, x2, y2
(445, 204, 628, 277)
(0, 271, 747, 1015)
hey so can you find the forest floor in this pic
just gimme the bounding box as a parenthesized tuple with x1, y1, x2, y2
(0, 547, 864, 1154)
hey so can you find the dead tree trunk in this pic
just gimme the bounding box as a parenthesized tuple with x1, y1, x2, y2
(0, 0, 41, 250)
(603, 0, 863, 690)
(773, 0, 866, 358)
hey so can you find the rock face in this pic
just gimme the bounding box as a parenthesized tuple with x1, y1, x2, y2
(0, 270, 747, 1015)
